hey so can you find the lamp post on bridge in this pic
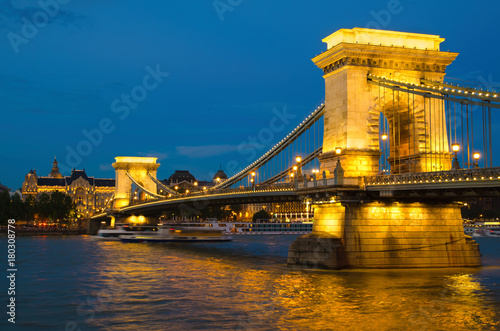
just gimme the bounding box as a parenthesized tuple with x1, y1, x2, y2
(473, 152, 481, 168)
(334, 147, 344, 185)
(452, 143, 460, 170)
(295, 156, 302, 180)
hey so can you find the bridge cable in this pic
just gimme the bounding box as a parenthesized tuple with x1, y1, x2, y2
(147, 173, 180, 196)
(125, 172, 164, 199)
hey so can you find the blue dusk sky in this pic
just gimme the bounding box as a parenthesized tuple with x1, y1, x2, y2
(1, 0, 500, 190)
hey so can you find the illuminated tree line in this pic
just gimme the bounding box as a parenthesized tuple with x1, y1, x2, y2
(0, 191, 75, 226)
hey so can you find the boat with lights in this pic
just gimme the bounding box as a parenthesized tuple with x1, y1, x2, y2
(91, 223, 158, 241)
(119, 225, 232, 243)
(463, 221, 500, 237)
(161, 220, 313, 235)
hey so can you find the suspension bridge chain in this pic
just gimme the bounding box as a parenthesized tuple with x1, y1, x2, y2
(147, 173, 181, 196)
(368, 74, 500, 173)
(125, 172, 164, 199)
(212, 102, 326, 190)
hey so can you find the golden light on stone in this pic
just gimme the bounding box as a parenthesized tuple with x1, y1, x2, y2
(452, 143, 460, 153)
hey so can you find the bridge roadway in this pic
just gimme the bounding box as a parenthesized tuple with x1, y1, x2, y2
(116, 183, 299, 216)
(98, 167, 500, 218)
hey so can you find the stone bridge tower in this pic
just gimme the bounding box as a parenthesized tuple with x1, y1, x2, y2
(288, 28, 481, 269)
(313, 28, 457, 176)
(112, 157, 160, 209)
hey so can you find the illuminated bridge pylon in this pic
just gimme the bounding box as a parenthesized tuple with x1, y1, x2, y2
(111, 157, 160, 209)
(288, 28, 483, 269)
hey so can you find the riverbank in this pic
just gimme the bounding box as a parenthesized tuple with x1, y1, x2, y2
(0, 228, 86, 236)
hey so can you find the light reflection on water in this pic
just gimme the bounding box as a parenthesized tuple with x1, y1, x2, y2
(5, 236, 500, 331)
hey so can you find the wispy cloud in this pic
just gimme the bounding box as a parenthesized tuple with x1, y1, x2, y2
(99, 164, 113, 171)
(176, 145, 239, 158)
(137, 151, 168, 160)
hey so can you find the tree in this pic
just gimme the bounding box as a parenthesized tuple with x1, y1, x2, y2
(10, 193, 26, 221)
(37, 193, 52, 221)
(0, 191, 10, 225)
(25, 195, 37, 224)
(252, 209, 271, 222)
(49, 191, 74, 223)
(199, 205, 232, 220)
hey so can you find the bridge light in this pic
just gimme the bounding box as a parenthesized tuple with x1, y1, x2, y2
(335, 147, 342, 155)
(251, 171, 256, 177)
(296, 156, 302, 163)
(175, 186, 178, 190)
(194, 182, 198, 186)
(381, 133, 388, 140)
(452, 143, 460, 153)
(473, 152, 481, 168)
(293, 165, 298, 171)
(185, 190, 189, 194)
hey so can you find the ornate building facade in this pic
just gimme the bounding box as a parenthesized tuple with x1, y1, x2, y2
(22, 158, 115, 218)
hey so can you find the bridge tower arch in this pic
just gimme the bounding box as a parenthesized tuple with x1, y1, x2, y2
(288, 28, 481, 269)
(112, 157, 160, 209)
(313, 28, 456, 176)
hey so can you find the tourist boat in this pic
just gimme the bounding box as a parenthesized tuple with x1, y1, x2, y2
(119, 225, 232, 243)
(463, 221, 500, 238)
(91, 223, 158, 241)
(162, 220, 313, 235)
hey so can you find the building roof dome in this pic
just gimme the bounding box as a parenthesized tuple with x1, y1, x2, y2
(167, 170, 196, 184)
(48, 157, 64, 178)
(213, 170, 228, 181)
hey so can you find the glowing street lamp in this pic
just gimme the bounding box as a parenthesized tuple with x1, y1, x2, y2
(381, 133, 388, 141)
(473, 152, 481, 168)
(295, 156, 302, 163)
(452, 143, 460, 169)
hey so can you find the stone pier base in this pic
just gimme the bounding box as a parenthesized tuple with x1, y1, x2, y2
(288, 202, 481, 269)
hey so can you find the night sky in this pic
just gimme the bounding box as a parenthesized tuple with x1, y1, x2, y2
(2, 0, 500, 190)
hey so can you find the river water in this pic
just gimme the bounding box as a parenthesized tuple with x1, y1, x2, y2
(2, 235, 500, 330)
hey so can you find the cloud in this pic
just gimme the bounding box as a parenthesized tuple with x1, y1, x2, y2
(176, 145, 239, 158)
(137, 151, 168, 160)
(0, 0, 85, 30)
(99, 164, 113, 171)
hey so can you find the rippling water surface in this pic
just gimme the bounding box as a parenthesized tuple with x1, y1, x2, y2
(2, 235, 500, 330)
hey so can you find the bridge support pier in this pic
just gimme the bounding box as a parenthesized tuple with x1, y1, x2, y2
(288, 201, 481, 269)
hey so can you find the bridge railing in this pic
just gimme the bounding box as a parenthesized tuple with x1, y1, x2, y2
(131, 183, 296, 205)
(295, 175, 360, 189)
(364, 167, 500, 186)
